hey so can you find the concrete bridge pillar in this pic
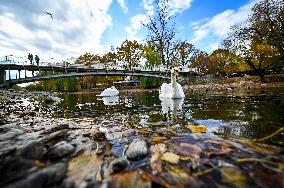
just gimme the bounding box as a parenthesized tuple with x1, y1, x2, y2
(0, 70, 6, 84)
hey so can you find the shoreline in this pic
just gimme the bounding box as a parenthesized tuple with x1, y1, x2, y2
(0, 85, 283, 187)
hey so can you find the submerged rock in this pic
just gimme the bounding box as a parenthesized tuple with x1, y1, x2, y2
(46, 141, 75, 160)
(125, 138, 148, 161)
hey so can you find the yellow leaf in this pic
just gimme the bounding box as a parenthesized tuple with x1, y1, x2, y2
(187, 124, 208, 133)
(162, 152, 180, 164)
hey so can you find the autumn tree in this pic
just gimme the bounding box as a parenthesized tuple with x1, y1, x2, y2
(189, 50, 209, 74)
(223, 0, 284, 82)
(116, 40, 142, 69)
(75, 53, 100, 67)
(144, 0, 176, 69)
(173, 41, 196, 67)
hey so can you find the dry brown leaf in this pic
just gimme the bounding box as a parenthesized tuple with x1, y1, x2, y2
(68, 153, 103, 187)
(152, 136, 168, 143)
(150, 144, 167, 175)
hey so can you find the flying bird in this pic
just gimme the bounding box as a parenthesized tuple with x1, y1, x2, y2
(45, 12, 53, 19)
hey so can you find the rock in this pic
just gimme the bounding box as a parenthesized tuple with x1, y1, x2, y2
(125, 138, 148, 161)
(18, 141, 45, 160)
(83, 129, 106, 141)
(0, 157, 37, 186)
(122, 129, 136, 137)
(3, 162, 67, 188)
(46, 141, 75, 160)
(0, 129, 24, 141)
(41, 129, 68, 147)
(111, 158, 129, 173)
(44, 122, 69, 134)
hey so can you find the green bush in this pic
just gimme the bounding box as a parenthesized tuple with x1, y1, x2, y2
(140, 77, 161, 89)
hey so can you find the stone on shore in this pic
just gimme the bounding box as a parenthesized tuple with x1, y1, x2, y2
(46, 141, 75, 160)
(125, 138, 148, 161)
(2, 162, 67, 188)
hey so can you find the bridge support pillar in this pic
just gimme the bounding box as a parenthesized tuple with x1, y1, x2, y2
(8, 69, 11, 80)
(0, 70, 5, 85)
(25, 69, 27, 78)
(18, 70, 21, 79)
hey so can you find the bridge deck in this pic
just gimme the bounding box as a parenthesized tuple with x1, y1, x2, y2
(0, 64, 171, 87)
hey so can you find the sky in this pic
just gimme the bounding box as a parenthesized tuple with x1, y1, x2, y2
(0, 0, 259, 62)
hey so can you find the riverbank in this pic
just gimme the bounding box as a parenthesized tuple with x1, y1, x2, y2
(0, 89, 283, 188)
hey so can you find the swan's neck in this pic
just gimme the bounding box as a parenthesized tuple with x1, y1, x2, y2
(171, 72, 177, 92)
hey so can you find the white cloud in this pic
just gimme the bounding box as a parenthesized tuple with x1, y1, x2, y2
(190, 0, 259, 50)
(117, 0, 128, 13)
(0, 0, 113, 60)
(125, 0, 193, 38)
(167, 0, 194, 15)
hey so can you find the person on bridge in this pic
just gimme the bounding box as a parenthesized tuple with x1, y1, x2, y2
(28, 53, 33, 65)
(35, 55, 40, 66)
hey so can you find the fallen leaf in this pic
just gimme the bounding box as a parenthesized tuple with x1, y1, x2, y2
(220, 166, 247, 188)
(168, 167, 202, 187)
(109, 171, 151, 188)
(150, 144, 166, 175)
(152, 136, 168, 143)
(174, 143, 202, 159)
(68, 153, 103, 187)
(187, 124, 208, 133)
(162, 152, 180, 164)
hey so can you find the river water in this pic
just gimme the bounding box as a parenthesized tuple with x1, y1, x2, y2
(55, 87, 284, 143)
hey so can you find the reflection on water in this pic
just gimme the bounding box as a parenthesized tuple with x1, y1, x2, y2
(56, 88, 284, 142)
(99, 96, 119, 106)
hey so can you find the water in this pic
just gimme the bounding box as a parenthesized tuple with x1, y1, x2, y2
(55, 87, 284, 142)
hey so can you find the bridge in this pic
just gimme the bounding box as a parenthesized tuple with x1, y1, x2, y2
(0, 64, 171, 88)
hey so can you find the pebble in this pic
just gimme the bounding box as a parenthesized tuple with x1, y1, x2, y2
(111, 158, 129, 173)
(125, 138, 148, 161)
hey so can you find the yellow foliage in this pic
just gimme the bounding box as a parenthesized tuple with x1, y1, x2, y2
(186, 124, 208, 133)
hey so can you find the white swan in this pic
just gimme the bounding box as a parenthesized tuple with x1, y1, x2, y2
(159, 68, 185, 99)
(98, 86, 119, 97)
(160, 98, 184, 114)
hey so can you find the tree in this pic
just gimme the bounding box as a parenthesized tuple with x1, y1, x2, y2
(173, 41, 196, 67)
(144, 0, 176, 68)
(75, 53, 100, 67)
(223, 0, 284, 82)
(142, 43, 161, 69)
(116, 40, 142, 69)
(189, 50, 209, 74)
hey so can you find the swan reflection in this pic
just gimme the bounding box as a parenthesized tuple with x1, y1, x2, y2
(160, 98, 184, 124)
(102, 96, 119, 105)
(160, 98, 184, 114)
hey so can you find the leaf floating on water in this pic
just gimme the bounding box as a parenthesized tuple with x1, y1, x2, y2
(161, 152, 180, 164)
(220, 166, 247, 188)
(150, 144, 166, 175)
(151, 136, 168, 143)
(186, 124, 208, 133)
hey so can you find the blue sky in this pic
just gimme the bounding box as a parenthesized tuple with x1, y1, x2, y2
(0, 0, 258, 62)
